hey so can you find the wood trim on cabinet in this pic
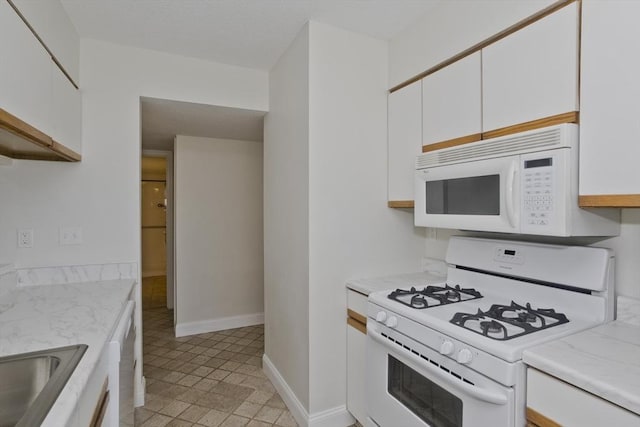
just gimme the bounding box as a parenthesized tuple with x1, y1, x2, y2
(579, 194, 640, 208)
(51, 140, 81, 161)
(482, 111, 579, 140)
(0, 109, 81, 162)
(422, 133, 482, 153)
(90, 378, 110, 427)
(347, 316, 367, 334)
(6, 0, 79, 89)
(389, 0, 577, 93)
(347, 309, 367, 326)
(0, 109, 52, 149)
(388, 200, 414, 208)
(526, 407, 562, 427)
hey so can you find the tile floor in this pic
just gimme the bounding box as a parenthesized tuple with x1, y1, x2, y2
(142, 275, 168, 309)
(139, 277, 360, 427)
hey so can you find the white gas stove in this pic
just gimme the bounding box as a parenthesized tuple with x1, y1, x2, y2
(365, 236, 614, 427)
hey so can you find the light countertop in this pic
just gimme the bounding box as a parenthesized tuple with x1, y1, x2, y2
(0, 279, 135, 426)
(523, 296, 640, 416)
(346, 270, 447, 296)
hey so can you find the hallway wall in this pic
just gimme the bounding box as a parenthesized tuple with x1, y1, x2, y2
(174, 136, 264, 336)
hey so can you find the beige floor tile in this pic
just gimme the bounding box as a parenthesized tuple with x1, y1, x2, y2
(254, 405, 283, 424)
(265, 393, 287, 409)
(164, 371, 187, 384)
(141, 413, 174, 427)
(159, 400, 192, 417)
(196, 392, 243, 412)
(210, 382, 254, 400)
(193, 378, 219, 392)
(245, 390, 274, 405)
(176, 388, 208, 404)
(246, 420, 272, 427)
(135, 407, 155, 424)
(192, 365, 215, 377)
(178, 405, 211, 423)
(233, 401, 262, 418)
(166, 419, 195, 427)
(275, 411, 298, 427)
(220, 415, 250, 427)
(178, 374, 202, 387)
(198, 408, 229, 427)
(207, 369, 231, 380)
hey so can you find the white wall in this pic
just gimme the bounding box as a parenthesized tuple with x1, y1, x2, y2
(263, 23, 311, 410)
(0, 39, 267, 269)
(389, 0, 556, 87)
(174, 136, 264, 332)
(307, 21, 425, 415)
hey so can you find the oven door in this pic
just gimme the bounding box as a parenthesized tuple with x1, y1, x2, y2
(366, 323, 514, 427)
(414, 155, 520, 233)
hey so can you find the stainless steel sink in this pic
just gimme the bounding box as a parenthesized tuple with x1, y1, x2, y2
(0, 344, 87, 427)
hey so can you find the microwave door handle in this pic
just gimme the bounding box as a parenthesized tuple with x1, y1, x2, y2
(368, 327, 508, 405)
(506, 162, 518, 228)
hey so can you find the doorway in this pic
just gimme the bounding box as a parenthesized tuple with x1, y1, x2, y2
(141, 153, 174, 315)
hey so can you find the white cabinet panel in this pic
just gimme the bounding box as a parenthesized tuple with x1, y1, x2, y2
(422, 51, 481, 146)
(482, 3, 579, 132)
(50, 64, 82, 153)
(527, 368, 639, 427)
(579, 0, 640, 196)
(0, 0, 52, 136)
(388, 80, 422, 202)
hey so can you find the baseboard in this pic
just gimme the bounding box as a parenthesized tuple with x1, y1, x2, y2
(175, 312, 264, 337)
(262, 354, 355, 427)
(142, 270, 166, 278)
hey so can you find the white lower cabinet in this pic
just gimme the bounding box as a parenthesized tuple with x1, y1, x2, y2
(72, 348, 109, 427)
(347, 290, 368, 424)
(526, 368, 639, 427)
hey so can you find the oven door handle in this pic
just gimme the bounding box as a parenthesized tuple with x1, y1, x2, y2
(368, 329, 508, 406)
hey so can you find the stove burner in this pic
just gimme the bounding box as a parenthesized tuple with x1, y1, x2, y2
(450, 301, 569, 340)
(388, 284, 482, 309)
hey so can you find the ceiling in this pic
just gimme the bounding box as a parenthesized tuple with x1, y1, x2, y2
(63, 1, 440, 150)
(141, 98, 265, 150)
(60, 0, 441, 70)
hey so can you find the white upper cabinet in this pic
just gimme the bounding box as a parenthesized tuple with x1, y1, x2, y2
(422, 51, 482, 147)
(388, 80, 422, 203)
(50, 65, 82, 154)
(579, 0, 640, 201)
(482, 2, 579, 132)
(0, 0, 52, 136)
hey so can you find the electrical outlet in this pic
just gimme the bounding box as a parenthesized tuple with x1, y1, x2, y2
(60, 227, 83, 245)
(17, 229, 33, 248)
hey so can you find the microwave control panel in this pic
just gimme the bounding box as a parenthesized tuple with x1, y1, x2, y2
(522, 157, 554, 228)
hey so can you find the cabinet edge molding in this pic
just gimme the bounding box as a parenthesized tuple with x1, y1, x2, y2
(347, 316, 367, 335)
(482, 111, 579, 139)
(422, 133, 482, 153)
(389, 0, 577, 93)
(526, 407, 562, 427)
(388, 200, 415, 208)
(0, 109, 81, 162)
(579, 194, 640, 208)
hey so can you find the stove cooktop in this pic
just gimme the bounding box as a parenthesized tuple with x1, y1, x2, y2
(387, 284, 482, 309)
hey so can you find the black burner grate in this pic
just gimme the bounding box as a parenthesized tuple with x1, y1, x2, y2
(388, 284, 483, 309)
(450, 301, 569, 340)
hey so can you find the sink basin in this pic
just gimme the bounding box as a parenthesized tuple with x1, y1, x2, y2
(0, 344, 87, 427)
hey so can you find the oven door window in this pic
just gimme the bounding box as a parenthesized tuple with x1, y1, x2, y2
(425, 174, 499, 215)
(388, 355, 462, 427)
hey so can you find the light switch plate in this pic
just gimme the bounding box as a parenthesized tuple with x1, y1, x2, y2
(60, 227, 83, 245)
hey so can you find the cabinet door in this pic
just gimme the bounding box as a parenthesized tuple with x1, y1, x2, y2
(0, 0, 52, 136)
(388, 80, 421, 203)
(50, 64, 82, 153)
(422, 51, 482, 148)
(579, 0, 640, 201)
(482, 3, 579, 133)
(527, 368, 640, 427)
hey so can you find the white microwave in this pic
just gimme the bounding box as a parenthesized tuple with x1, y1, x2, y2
(414, 124, 620, 236)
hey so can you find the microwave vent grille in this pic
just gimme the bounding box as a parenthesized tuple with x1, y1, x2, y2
(417, 127, 564, 169)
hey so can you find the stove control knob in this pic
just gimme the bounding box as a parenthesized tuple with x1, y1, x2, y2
(385, 316, 398, 328)
(457, 348, 473, 364)
(440, 341, 455, 355)
(375, 311, 387, 323)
